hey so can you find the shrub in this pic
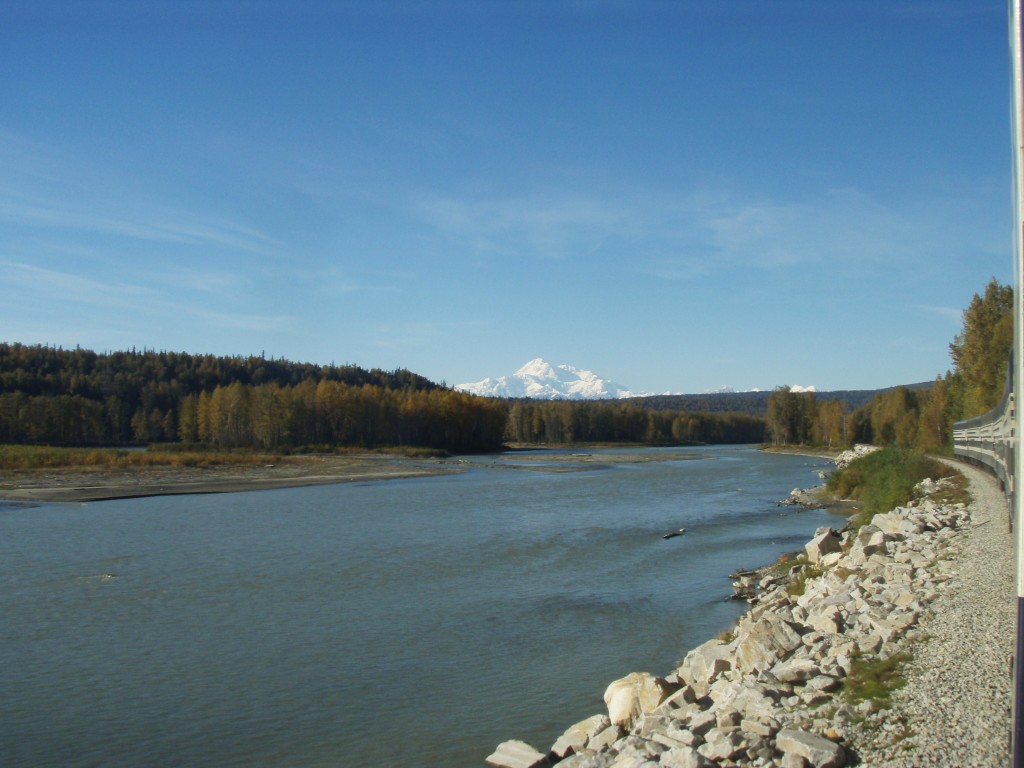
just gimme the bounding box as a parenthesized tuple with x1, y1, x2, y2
(786, 561, 823, 597)
(827, 447, 959, 526)
(841, 651, 912, 709)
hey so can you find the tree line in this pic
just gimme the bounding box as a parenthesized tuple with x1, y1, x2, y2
(631, 387, 885, 417)
(0, 345, 505, 452)
(763, 278, 1013, 451)
(174, 381, 508, 453)
(504, 400, 766, 445)
(1, 277, 1008, 454)
(0, 343, 769, 450)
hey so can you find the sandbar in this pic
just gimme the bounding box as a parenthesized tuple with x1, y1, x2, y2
(0, 454, 459, 503)
(0, 448, 710, 503)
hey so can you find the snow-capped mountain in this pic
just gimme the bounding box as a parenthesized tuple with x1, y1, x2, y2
(704, 385, 811, 394)
(704, 385, 737, 394)
(456, 358, 645, 400)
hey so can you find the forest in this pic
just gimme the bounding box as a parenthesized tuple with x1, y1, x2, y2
(502, 400, 764, 445)
(0, 278, 1008, 454)
(0, 346, 505, 452)
(761, 278, 1013, 452)
(0, 344, 764, 451)
(630, 387, 911, 416)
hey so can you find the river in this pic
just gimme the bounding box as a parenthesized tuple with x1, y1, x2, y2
(0, 445, 839, 768)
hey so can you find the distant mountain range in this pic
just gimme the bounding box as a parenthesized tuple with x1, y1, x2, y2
(702, 384, 816, 394)
(455, 358, 823, 401)
(456, 358, 645, 400)
(456, 358, 928, 413)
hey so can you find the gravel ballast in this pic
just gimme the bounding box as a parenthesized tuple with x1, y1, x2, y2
(846, 459, 1015, 766)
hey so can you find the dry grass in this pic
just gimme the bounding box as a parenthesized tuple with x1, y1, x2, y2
(0, 445, 283, 471)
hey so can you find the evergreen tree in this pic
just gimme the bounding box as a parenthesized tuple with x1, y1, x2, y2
(949, 278, 1013, 417)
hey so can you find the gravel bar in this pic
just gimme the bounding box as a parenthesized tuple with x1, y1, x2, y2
(847, 459, 1015, 766)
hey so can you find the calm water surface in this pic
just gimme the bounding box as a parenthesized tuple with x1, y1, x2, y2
(0, 445, 839, 768)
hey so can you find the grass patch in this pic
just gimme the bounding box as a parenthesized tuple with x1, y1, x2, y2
(762, 552, 825, 597)
(827, 447, 961, 528)
(841, 651, 912, 709)
(350, 446, 450, 459)
(0, 444, 284, 471)
(287, 444, 450, 459)
(787, 561, 823, 597)
(930, 480, 971, 507)
(765, 551, 801, 579)
(0, 442, 450, 471)
(715, 625, 737, 644)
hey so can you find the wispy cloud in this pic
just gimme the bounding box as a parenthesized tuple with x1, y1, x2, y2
(155, 265, 249, 299)
(913, 304, 964, 323)
(369, 319, 492, 351)
(299, 265, 366, 297)
(415, 185, 970, 279)
(0, 194, 281, 253)
(178, 304, 296, 333)
(417, 193, 633, 259)
(0, 131, 282, 254)
(0, 260, 294, 333)
(692, 188, 917, 268)
(0, 260, 153, 308)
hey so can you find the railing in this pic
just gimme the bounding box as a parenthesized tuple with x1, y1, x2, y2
(952, 371, 1016, 498)
(952, 362, 1020, 767)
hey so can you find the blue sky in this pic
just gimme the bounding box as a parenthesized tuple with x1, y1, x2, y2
(0, 0, 1014, 394)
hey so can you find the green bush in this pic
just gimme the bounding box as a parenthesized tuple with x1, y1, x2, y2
(841, 651, 912, 708)
(827, 447, 959, 526)
(787, 562, 823, 597)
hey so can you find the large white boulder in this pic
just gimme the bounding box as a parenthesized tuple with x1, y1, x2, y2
(770, 658, 822, 683)
(485, 740, 551, 768)
(707, 678, 777, 722)
(676, 638, 733, 696)
(870, 510, 923, 537)
(734, 615, 804, 674)
(660, 745, 715, 768)
(849, 525, 888, 564)
(776, 728, 846, 767)
(549, 714, 611, 760)
(833, 444, 879, 469)
(697, 728, 747, 762)
(805, 528, 842, 563)
(638, 713, 697, 748)
(603, 672, 674, 730)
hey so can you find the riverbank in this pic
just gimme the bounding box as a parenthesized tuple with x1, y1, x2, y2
(0, 448, 709, 503)
(486, 455, 1010, 768)
(760, 445, 843, 461)
(0, 453, 459, 502)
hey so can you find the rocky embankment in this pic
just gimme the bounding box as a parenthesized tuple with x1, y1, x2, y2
(486, 453, 1011, 768)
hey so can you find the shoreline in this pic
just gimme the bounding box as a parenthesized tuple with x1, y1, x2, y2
(0, 454, 461, 503)
(759, 445, 842, 462)
(487, 449, 1003, 768)
(0, 447, 710, 504)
